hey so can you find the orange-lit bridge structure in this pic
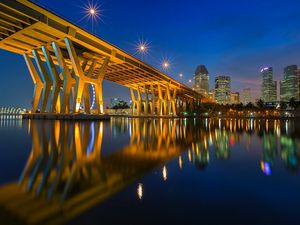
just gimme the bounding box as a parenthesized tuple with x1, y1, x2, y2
(0, 0, 207, 116)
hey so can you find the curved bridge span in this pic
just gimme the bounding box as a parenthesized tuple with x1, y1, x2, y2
(0, 0, 208, 116)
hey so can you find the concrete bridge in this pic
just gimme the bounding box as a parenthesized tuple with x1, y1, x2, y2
(0, 0, 208, 116)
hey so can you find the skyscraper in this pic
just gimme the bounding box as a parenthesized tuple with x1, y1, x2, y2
(230, 92, 240, 104)
(261, 67, 277, 102)
(280, 65, 299, 101)
(215, 76, 231, 104)
(194, 65, 209, 96)
(242, 88, 251, 104)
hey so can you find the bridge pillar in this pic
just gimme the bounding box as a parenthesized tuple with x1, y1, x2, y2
(166, 86, 177, 116)
(143, 86, 149, 115)
(150, 85, 157, 115)
(52, 41, 75, 114)
(130, 88, 142, 116)
(32, 49, 53, 113)
(41, 46, 63, 113)
(95, 57, 109, 114)
(157, 85, 167, 115)
(23, 53, 44, 113)
(64, 38, 108, 114)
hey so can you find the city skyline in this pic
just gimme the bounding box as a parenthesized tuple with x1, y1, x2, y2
(1, 0, 300, 107)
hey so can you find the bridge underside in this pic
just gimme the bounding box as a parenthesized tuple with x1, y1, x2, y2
(0, 0, 208, 116)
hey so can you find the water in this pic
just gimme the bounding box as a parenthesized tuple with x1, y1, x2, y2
(0, 117, 299, 225)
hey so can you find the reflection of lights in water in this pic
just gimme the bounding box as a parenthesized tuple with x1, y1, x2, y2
(285, 120, 288, 134)
(137, 183, 143, 200)
(250, 119, 253, 130)
(162, 166, 167, 181)
(178, 156, 183, 169)
(188, 150, 192, 162)
(205, 118, 208, 129)
(218, 119, 221, 129)
(260, 161, 271, 176)
(87, 122, 95, 156)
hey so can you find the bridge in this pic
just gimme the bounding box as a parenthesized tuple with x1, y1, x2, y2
(0, 0, 208, 116)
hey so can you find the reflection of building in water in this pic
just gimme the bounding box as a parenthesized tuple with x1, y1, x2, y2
(214, 130, 230, 160)
(262, 133, 277, 168)
(280, 136, 300, 172)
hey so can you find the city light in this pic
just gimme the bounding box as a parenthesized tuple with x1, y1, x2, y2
(179, 73, 183, 77)
(162, 61, 170, 70)
(137, 183, 143, 200)
(162, 166, 167, 181)
(135, 40, 150, 56)
(82, 1, 102, 33)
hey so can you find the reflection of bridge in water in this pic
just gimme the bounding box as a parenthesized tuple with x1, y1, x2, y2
(0, 119, 200, 225)
(0, 118, 299, 225)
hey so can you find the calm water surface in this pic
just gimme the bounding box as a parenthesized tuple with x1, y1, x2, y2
(0, 116, 299, 225)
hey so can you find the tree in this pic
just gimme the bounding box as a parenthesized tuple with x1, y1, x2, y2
(112, 100, 130, 109)
(280, 101, 287, 110)
(256, 99, 264, 109)
(289, 97, 297, 110)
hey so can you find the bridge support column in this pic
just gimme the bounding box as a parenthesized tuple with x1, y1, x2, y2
(143, 86, 149, 115)
(95, 57, 109, 114)
(130, 88, 142, 116)
(52, 41, 75, 114)
(42, 46, 63, 113)
(158, 85, 167, 115)
(32, 49, 53, 113)
(23, 53, 44, 113)
(166, 86, 177, 116)
(150, 85, 157, 115)
(64, 38, 109, 114)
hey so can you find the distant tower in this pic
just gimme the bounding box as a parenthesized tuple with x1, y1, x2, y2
(242, 88, 251, 105)
(215, 76, 231, 104)
(280, 65, 299, 101)
(261, 67, 277, 102)
(194, 65, 209, 96)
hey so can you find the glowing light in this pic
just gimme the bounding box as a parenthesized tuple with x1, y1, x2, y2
(162, 61, 170, 69)
(179, 73, 183, 77)
(178, 156, 183, 169)
(260, 161, 271, 176)
(81, 1, 103, 33)
(188, 150, 192, 162)
(260, 67, 270, 72)
(137, 183, 143, 200)
(188, 79, 192, 83)
(162, 166, 167, 181)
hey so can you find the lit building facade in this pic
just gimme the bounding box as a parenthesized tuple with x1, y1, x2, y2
(242, 88, 251, 105)
(230, 92, 240, 104)
(194, 65, 209, 96)
(215, 76, 231, 104)
(261, 67, 277, 102)
(280, 65, 299, 101)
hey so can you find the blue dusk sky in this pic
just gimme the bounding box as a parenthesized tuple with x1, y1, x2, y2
(1, 0, 300, 107)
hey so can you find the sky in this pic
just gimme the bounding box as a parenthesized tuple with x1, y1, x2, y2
(1, 0, 300, 108)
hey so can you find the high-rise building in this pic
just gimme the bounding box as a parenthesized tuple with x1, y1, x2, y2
(261, 67, 277, 102)
(242, 88, 251, 105)
(280, 65, 299, 101)
(194, 65, 209, 96)
(215, 76, 231, 104)
(230, 92, 240, 104)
